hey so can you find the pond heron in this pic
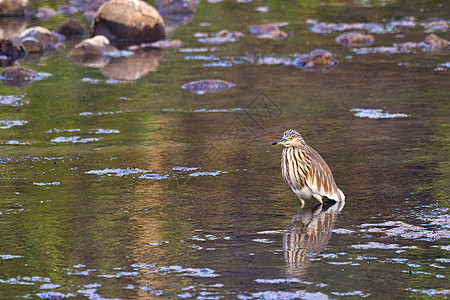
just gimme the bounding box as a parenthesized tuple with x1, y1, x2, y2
(273, 129, 345, 206)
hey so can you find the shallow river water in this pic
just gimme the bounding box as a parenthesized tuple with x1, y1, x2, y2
(0, 0, 449, 299)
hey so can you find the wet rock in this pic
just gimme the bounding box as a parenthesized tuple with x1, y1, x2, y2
(0, 39, 26, 61)
(155, 0, 197, 15)
(249, 23, 281, 35)
(424, 21, 448, 33)
(155, 0, 198, 30)
(0, 0, 32, 17)
(143, 39, 183, 49)
(19, 26, 65, 50)
(335, 32, 374, 47)
(0, 66, 37, 87)
(19, 37, 44, 53)
(292, 49, 338, 70)
(69, 35, 119, 56)
(58, 5, 79, 15)
(182, 79, 235, 94)
(35, 7, 58, 20)
(197, 29, 243, 44)
(424, 34, 448, 50)
(92, 0, 165, 43)
(249, 23, 287, 40)
(55, 19, 85, 35)
(257, 29, 287, 40)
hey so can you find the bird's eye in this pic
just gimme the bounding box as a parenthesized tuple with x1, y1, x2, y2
(287, 136, 293, 140)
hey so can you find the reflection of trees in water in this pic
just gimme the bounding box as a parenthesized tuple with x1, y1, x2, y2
(283, 201, 344, 278)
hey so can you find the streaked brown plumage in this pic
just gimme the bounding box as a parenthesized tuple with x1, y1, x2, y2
(273, 129, 345, 206)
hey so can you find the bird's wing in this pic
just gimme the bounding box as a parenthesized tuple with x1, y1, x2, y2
(305, 147, 341, 201)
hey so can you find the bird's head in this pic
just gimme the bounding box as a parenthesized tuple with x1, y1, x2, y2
(272, 129, 305, 147)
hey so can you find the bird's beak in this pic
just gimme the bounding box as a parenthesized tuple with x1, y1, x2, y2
(272, 138, 288, 145)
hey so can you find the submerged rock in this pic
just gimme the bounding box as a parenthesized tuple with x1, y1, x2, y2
(92, 0, 165, 43)
(0, 0, 32, 17)
(19, 26, 65, 50)
(292, 49, 338, 70)
(55, 19, 85, 34)
(335, 32, 374, 47)
(35, 7, 58, 20)
(69, 35, 119, 56)
(0, 66, 38, 87)
(182, 79, 235, 94)
(424, 34, 448, 50)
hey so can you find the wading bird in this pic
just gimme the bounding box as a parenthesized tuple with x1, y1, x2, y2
(272, 129, 345, 206)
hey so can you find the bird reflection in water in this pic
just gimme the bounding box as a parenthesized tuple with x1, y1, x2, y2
(283, 200, 345, 278)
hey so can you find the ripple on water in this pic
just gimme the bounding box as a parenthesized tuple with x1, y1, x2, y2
(240, 291, 329, 300)
(0, 94, 28, 106)
(349, 242, 417, 250)
(50, 136, 101, 144)
(351, 108, 409, 119)
(0, 254, 23, 259)
(0, 120, 28, 129)
(85, 168, 152, 177)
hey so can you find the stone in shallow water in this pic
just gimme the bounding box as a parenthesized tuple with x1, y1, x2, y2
(182, 79, 235, 94)
(335, 32, 374, 47)
(292, 49, 338, 70)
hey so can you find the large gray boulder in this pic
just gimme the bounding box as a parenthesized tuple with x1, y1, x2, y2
(0, 0, 32, 17)
(91, 0, 165, 43)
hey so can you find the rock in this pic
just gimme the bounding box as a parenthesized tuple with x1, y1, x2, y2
(0, 39, 26, 60)
(257, 29, 287, 40)
(0, 66, 37, 87)
(249, 23, 287, 40)
(69, 35, 119, 56)
(0, 40, 26, 67)
(182, 79, 235, 94)
(216, 30, 244, 38)
(19, 37, 44, 53)
(19, 26, 65, 50)
(35, 7, 58, 20)
(155, 0, 197, 15)
(58, 5, 79, 15)
(424, 34, 448, 50)
(55, 19, 85, 34)
(249, 23, 281, 35)
(424, 21, 448, 33)
(0, 0, 32, 17)
(335, 32, 374, 47)
(92, 0, 165, 43)
(292, 49, 338, 70)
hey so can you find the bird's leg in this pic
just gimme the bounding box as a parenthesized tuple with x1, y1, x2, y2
(313, 194, 323, 204)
